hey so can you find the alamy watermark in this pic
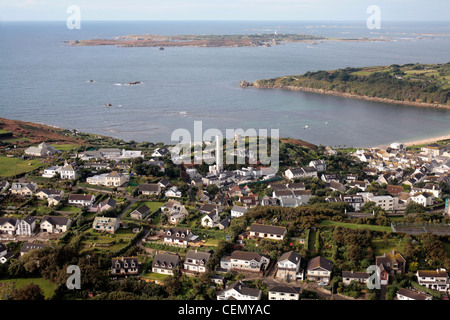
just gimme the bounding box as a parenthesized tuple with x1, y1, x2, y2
(66, 5, 81, 30)
(170, 121, 280, 172)
(66, 265, 81, 290)
(367, 5, 381, 30)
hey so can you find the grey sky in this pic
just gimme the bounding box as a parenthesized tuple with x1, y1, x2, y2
(0, 0, 449, 21)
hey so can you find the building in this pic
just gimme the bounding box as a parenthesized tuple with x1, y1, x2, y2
(227, 250, 270, 273)
(20, 242, 50, 256)
(276, 251, 303, 281)
(96, 197, 117, 213)
(42, 166, 62, 178)
(10, 182, 38, 196)
(416, 269, 449, 292)
(285, 166, 317, 181)
(268, 286, 300, 300)
(60, 162, 77, 180)
(376, 250, 406, 285)
(396, 288, 432, 300)
(163, 228, 199, 246)
(306, 256, 333, 284)
(130, 205, 151, 220)
(342, 271, 370, 286)
(367, 195, 394, 211)
(183, 250, 212, 274)
(217, 281, 262, 301)
(68, 194, 95, 206)
(24, 142, 56, 157)
(16, 215, 36, 236)
(138, 183, 161, 196)
(86, 171, 128, 187)
(152, 253, 181, 275)
(0, 217, 19, 235)
(410, 192, 434, 207)
(111, 257, 140, 276)
(309, 159, 327, 172)
(92, 216, 120, 234)
(248, 223, 287, 241)
(40, 216, 72, 233)
(230, 205, 248, 218)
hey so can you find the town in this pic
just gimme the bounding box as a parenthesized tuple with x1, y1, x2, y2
(0, 123, 449, 301)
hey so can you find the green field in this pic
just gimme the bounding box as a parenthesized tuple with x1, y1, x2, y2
(319, 220, 392, 233)
(52, 143, 82, 152)
(0, 156, 44, 177)
(371, 238, 407, 256)
(0, 278, 56, 299)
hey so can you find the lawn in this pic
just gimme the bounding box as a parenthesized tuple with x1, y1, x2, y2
(319, 220, 392, 233)
(0, 156, 44, 177)
(52, 144, 82, 152)
(142, 201, 165, 212)
(0, 278, 56, 299)
(372, 238, 407, 256)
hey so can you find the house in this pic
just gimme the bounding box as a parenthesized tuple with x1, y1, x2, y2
(201, 209, 221, 228)
(230, 206, 248, 218)
(284, 167, 317, 181)
(341, 194, 364, 211)
(199, 203, 223, 216)
(0, 244, 14, 264)
(248, 223, 287, 241)
(152, 147, 170, 157)
(20, 242, 50, 256)
(0, 217, 19, 235)
(16, 215, 36, 236)
(321, 173, 340, 183)
(376, 250, 406, 285)
(196, 189, 210, 202)
(86, 171, 128, 187)
(10, 182, 38, 196)
(24, 142, 56, 157)
(111, 257, 140, 276)
(60, 161, 77, 180)
(280, 197, 304, 208)
(367, 195, 394, 211)
(217, 281, 262, 300)
(268, 286, 300, 300)
(42, 166, 62, 178)
(396, 288, 432, 300)
(218, 217, 231, 230)
(96, 197, 117, 213)
(138, 183, 161, 196)
(239, 194, 259, 208)
(165, 186, 182, 198)
(158, 179, 170, 189)
(35, 188, 64, 201)
(276, 251, 303, 281)
(163, 228, 199, 246)
(306, 256, 333, 284)
(227, 250, 270, 273)
(387, 185, 405, 196)
(260, 195, 278, 206)
(410, 192, 434, 207)
(161, 200, 189, 225)
(92, 216, 120, 234)
(40, 216, 72, 233)
(416, 269, 449, 292)
(130, 205, 151, 220)
(0, 181, 9, 193)
(152, 253, 181, 275)
(183, 249, 212, 274)
(68, 194, 95, 206)
(342, 271, 370, 286)
(309, 159, 327, 172)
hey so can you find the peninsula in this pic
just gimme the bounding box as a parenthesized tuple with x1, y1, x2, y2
(242, 62, 450, 109)
(64, 33, 387, 48)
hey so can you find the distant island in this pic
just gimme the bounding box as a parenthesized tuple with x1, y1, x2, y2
(242, 62, 450, 109)
(64, 33, 388, 48)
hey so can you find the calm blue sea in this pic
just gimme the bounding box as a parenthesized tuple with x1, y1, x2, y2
(0, 20, 450, 147)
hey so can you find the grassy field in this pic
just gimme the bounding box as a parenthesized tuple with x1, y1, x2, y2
(0, 156, 44, 177)
(371, 238, 407, 256)
(52, 143, 82, 152)
(319, 220, 392, 233)
(0, 278, 56, 299)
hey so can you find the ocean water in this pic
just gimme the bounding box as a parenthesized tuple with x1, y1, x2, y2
(0, 20, 450, 147)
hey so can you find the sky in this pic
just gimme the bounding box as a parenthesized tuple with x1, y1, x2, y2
(0, 0, 449, 21)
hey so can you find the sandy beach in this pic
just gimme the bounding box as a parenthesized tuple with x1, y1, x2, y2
(402, 134, 450, 147)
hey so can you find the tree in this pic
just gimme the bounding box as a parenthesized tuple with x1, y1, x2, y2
(9, 283, 45, 300)
(405, 202, 426, 214)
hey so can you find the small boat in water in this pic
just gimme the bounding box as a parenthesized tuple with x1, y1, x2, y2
(159, 47, 164, 50)
(105, 103, 112, 107)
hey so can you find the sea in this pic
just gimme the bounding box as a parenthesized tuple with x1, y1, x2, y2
(0, 20, 450, 147)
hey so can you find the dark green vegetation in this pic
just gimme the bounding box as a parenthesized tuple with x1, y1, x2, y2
(254, 62, 450, 106)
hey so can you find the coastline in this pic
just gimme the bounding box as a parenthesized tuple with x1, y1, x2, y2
(401, 134, 450, 147)
(249, 82, 450, 111)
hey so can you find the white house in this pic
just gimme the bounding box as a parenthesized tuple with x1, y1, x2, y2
(309, 159, 327, 172)
(201, 210, 221, 228)
(396, 288, 432, 300)
(0, 217, 19, 235)
(285, 167, 317, 181)
(165, 186, 182, 198)
(68, 194, 95, 206)
(306, 256, 333, 284)
(268, 286, 300, 300)
(16, 215, 36, 236)
(42, 166, 62, 178)
(367, 195, 394, 211)
(217, 281, 262, 300)
(40, 216, 72, 233)
(228, 250, 270, 273)
(249, 223, 287, 241)
(92, 216, 120, 234)
(60, 162, 77, 180)
(410, 192, 434, 207)
(276, 251, 303, 281)
(230, 205, 248, 218)
(183, 250, 211, 274)
(24, 142, 56, 157)
(152, 253, 181, 276)
(416, 269, 449, 292)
